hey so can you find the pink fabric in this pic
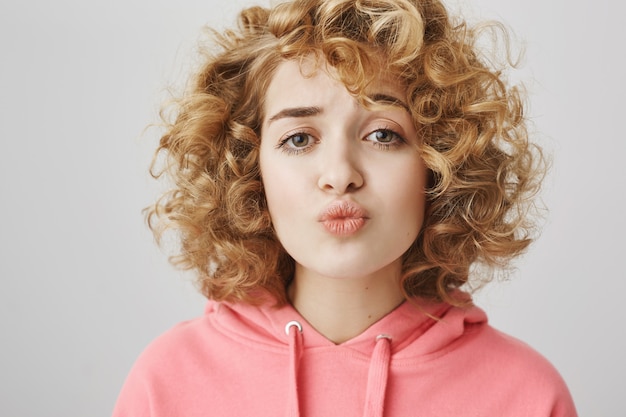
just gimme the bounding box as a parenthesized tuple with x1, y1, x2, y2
(112, 297, 577, 417)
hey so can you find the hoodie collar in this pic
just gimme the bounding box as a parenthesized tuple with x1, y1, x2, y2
(206, 293, 487, 417)
(206, 293, 486, 358)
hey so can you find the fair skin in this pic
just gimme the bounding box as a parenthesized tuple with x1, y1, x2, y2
(260, 57, 427, 344)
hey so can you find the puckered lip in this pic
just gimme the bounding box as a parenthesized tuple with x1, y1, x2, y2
(318, 200, 370, 222)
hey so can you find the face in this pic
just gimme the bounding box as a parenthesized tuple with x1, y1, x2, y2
(259, 57, 427, 281)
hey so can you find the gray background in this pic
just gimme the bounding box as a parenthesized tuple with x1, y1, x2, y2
(1, 0, 623, 415)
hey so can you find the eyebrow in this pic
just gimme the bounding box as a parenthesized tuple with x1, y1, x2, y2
(369, 94, 410, 112)
(265, 94, 409, 125)
(267, 106, 322, 124)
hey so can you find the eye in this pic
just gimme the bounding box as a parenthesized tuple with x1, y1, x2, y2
(368, 130, 395, 143)
(276, 132, 315, 155)
(287, 133, 311, 148)
(364, 128, 405, 148)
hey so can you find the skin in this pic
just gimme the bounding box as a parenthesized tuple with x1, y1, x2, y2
(259, 57, 428, 344)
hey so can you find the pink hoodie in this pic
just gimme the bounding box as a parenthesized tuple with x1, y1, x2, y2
(112, 297, 577, 417)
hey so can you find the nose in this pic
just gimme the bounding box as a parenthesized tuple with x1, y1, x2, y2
(317, 141, 364, 194)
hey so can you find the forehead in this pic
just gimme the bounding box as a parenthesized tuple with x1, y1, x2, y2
(263, 56, 407, 113)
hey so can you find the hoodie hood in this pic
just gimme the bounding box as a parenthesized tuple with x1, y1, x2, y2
(207, 295, 487, 358)
(113, 293, 577, 417)
(206, 295, 487, 417)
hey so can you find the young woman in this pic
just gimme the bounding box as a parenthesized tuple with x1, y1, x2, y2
(113, 0, 577, 415)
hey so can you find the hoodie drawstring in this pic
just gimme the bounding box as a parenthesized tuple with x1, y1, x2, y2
(285, 320, 303, 417)
(363, 334, 392, 417)
(284, 323, 391, 417)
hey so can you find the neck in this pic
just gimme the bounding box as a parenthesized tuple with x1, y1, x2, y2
(288, 261, 406, 344)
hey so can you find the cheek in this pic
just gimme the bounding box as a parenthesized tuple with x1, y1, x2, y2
(259, 150, 279, 206)
(259, 160, 301, 223)
(378, 155, 426, 193)
(260, 174, 282, 219)
(386, 164, 427, 227)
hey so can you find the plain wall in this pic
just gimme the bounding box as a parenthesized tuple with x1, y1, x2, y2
(0, 0, 623, 415)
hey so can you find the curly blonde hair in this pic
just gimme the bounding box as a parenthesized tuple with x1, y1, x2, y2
(148, 0, 543, 306)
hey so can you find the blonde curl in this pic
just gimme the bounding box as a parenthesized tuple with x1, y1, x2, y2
(147, 0, 545, 306)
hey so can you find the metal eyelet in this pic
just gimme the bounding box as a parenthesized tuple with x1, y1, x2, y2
(285, 320, 303, 335)
(376, 334, 392, 341)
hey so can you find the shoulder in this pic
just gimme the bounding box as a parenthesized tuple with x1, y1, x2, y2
(433, 303, 565, 381)
(420, 303, 578, 415)
(471, 323, 562, 377)
(118, 316, 207, 382)
(111, 309, 225, 417)
(439, 305, 564, 384)
(129, 306, 229, 378)
(458, 319, 577, 415)
(143, 316, 209, 354)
